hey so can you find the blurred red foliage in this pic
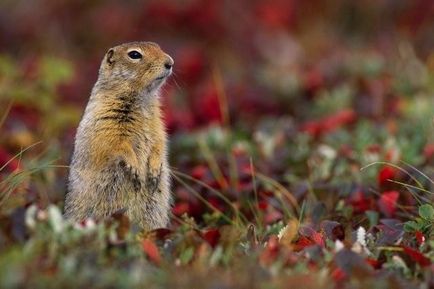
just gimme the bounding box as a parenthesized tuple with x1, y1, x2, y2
(142, 238, 162, 265)
(300, 109, 356, 137)
(377, 190, 399, 217)
(378, 166, 398, 188)
(402, 246, 431, 267)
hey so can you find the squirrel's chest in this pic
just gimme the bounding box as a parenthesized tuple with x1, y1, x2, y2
(74, 99, 167, 169)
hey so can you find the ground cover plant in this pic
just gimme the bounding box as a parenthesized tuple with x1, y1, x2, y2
(0, 1, 433, 288)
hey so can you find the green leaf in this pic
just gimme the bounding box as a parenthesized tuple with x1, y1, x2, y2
(179, 247, 194, 265)
(419, 204, 434, 221)
(39, 56, 73, 88)
(403, 221, 421, 232)
(365, 210, 379, 228)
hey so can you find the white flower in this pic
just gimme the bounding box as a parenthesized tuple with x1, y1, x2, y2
(25, 205, 38, 229)
(318, 144, 337, 160)
(48, 205, 64, 233)
(356, 226, 367, 247)
(334, 240, 345, 252)
(277, 224, 287, 241)
(352, 226, 372, 255)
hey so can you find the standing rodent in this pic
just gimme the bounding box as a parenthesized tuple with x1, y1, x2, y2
(65, 41, 174, 230)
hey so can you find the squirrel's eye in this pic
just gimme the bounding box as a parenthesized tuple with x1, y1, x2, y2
(128, 51, 142, 59)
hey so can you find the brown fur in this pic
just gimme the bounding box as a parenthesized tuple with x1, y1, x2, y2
(65, 42, 173, 230)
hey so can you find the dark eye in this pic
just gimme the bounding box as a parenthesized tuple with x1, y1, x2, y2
(128, 50, 142, 59)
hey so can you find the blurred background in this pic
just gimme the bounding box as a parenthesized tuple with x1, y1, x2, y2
(0, 0, 433, 220)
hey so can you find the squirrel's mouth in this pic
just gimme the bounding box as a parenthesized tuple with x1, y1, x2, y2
(145, 71, 172, 94)
(155, 70, 172, 81)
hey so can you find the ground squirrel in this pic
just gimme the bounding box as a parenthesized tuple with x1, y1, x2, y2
(65, 41, 173, 230)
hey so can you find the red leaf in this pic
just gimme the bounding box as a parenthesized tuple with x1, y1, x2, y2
(300, 109, 356, 137)
(208, 196, 226, 213)
(378, 166, 397, 187)
(258, 200, 268, 211)
(0, 148, 20, 172)
(151, 228, 173, 241)
(331, 267, 346, 282)
(377, 190, 399, 217)
(142, 239, 161, 265)
(365, 258, 382, 269)
(299, 226, 325, 247)
(321, 109, 356, 133)
(311, 231, 325, 247)
(191, 165, 208, 179)
(402, 246, 431, 267)
(260, 235, 280, 265)
(415, 231, 425, 246)
(202, 229, 220, 248)
(423, 143, 434, 160)
(172, 202, 189, 216)
(300, 121, 321, 136)
(264, 209, 283, 224)
(293, 236, 315, 251)
(347, 190, 373, 214)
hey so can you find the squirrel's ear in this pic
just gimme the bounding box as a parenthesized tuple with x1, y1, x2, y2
(106, 49, 115, 66)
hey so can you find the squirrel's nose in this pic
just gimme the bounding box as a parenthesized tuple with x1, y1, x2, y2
(164, 56, 174, 70)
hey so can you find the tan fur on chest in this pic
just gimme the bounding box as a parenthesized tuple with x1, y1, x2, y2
(88, 96, 163, 170)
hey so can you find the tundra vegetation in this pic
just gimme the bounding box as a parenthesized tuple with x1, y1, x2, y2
(0, 1, 433, 288)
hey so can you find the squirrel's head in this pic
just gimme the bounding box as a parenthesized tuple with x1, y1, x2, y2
(97, 41, 174, 95)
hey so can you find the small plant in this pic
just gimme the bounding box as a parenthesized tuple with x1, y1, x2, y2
(404, 204, 434, 235)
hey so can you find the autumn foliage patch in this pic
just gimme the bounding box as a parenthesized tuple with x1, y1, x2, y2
(0, 1, 434, 288)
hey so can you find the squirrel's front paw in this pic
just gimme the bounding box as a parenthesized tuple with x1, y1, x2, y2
(146, 174, 159, 193)
(118, 159, 142, 191)
(146, 165, 162, 194)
